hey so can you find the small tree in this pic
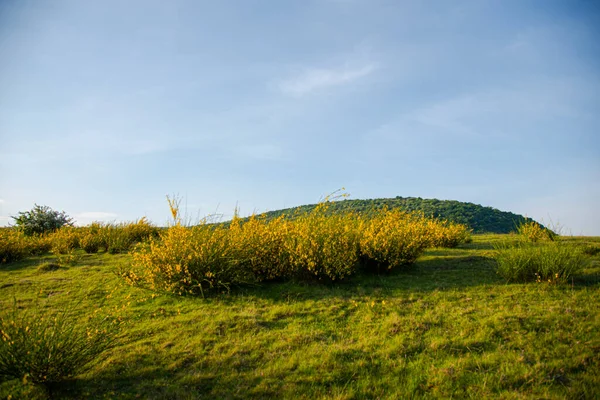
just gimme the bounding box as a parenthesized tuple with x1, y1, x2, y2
(12, 204, 74, 236)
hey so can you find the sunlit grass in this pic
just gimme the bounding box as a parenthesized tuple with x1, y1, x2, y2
(0, 234, 598, 399)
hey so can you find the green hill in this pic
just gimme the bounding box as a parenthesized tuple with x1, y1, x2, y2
(257, 196, 536, 234)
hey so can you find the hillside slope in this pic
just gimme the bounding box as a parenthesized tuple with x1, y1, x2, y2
(258, 197, 535, 234)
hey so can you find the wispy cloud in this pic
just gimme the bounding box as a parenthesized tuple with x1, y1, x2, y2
(278, 63, 377, 96)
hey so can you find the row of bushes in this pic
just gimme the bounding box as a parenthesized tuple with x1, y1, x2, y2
(0, 218, 159, 264)
(123, 206, 472, 296)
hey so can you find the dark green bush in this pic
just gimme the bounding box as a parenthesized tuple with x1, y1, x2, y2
(12, 205, 74, 236)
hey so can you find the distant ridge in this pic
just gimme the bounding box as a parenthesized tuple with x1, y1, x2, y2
(257, 197, 536, 234)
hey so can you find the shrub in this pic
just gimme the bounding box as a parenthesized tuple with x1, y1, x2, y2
(79, 231, 102, 254)
(425, 219, 472, 248)
(358, 209, 429, 272)
(285, 206, 360, 281)
(0, 298, 121, 385)
(517, 221, 556, 243)
(0, 229, 29, 264)
(27, 234, 53, 256)
(126, 224, 255, 296)
(12, 204, 74, 236)
(228, 215, 291, 281)
(494, 241, 586, 283)
(125, 197, 475, 295)
(122, 217, 159, 243)
(101, 219, 159, 254)
(105, 227, 131, 254)
(50, 227, 80, 255)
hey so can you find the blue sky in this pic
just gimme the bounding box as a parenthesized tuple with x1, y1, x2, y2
(1, 0, 599, 234)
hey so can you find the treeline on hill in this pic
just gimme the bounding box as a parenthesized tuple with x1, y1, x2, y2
(259, 197, 536, 234)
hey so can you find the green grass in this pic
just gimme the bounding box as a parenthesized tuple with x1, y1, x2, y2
(494, 241, 587, 283)
(1, 235, 599, 399)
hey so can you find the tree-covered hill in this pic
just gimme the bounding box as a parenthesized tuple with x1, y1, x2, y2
(257, 197, 536, 234)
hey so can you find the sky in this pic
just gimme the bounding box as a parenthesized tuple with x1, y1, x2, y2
(0, 0, 599, 234)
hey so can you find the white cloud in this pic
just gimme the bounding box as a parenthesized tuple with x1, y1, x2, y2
(0, 199, 5, 204)
(278, 63, 377, 96)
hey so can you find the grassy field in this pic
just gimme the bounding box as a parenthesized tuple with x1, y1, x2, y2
(1, 234, 599, 399)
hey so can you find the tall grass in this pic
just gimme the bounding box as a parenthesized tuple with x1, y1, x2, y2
(493, 221, 586, 283)
(494, 241, 586, 283)
(0, 297, 121, 385)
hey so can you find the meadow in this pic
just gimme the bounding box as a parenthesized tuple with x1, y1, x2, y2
(0, 206, 599, 399)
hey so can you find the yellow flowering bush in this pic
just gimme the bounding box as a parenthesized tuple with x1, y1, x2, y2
(49, 226, 80, 255)
(0, 229, 30, 264)
(0, 229, 55, 264)
(27, 234, 53, 256)
(517, 221, 556, 242)
(424, 219, 472, 248)
(228, 215, 291, 281)
(79, 231, 102, 254)
(127, 224, 254, 296)
(122, 217, 159, 243)
(285, 206, 360, 281)
(358, 209, 430, 271)
(96, 218, 159, 254)
(124, 198, 477, 295)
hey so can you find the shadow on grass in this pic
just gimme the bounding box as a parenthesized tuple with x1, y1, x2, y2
(0, 252, 128, 273)
(571, 271, 600, 287)
(193, 252, 600, 306)
(49, 353, 387, 400)
(0, 256, 53, 272)
(45, 355, 280, 400)
(202, 254, 504, 306)
(38, 365, 183, 399)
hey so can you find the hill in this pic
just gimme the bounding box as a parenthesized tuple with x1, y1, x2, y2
(257, 196, 536, 234)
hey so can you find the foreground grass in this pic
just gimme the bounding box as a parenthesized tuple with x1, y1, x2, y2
(1, 235, 599, 399)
